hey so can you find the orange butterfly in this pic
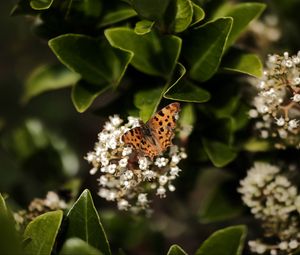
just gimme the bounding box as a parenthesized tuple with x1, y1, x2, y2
(122, 102, 180, 159)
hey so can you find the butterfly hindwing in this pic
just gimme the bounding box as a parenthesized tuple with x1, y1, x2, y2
(122, 126, 144, 151)
(122, 126, 159, 158)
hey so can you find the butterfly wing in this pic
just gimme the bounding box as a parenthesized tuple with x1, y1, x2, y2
(146, 102, 180, 152)
(122, 126, 159, 158)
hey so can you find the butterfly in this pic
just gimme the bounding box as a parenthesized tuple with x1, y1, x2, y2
(122, 102, 181, 159)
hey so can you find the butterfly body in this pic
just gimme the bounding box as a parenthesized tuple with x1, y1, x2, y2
(122, 102, 180, 159)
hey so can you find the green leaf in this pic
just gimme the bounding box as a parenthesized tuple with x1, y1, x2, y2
(195, 225, 247, 255)
(99, 8, 137, 27)
(164, 79, 210, 102)
(190, 3, 205, 26)
(174, 0, 193, 33)
(197, 169, 242, 223)
(65, 189, 111, 255)
(202, 138, 237, 167)
(71, 80, 111, 113)
(183, 18, 232, 82)
(105, 28, 181, 78)
(131, 0, 172, 21)
(167, 244, 188, 255)
(60, 238, 103, 255)
(222, 52, 263, 78)
(30, 0, 53, 10)
(134, 20, 155, 35)
(23, 64, 80, 102)
(164, 62, 210, 103)
(213, 3, 266, 49)
(0, 196, 22, 255)
(67, 0, 102, 18)
(23, 210, 63, 255)
(49, 34, 132, 86)
(134, 87, 165, 122)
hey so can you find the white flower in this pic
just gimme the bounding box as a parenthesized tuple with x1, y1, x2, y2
(122, 147, 132, 156)
(107, 164, 116, 174)
(289, 240, 299, 249)
(288, 119, 299, 129)
(89, 167, 98, 175)
(123, 170, 133, 180)
(118, 199, 130, 210)
(155, 157, 168, 167)
(279, 241, 288, 250)
(119, 158, 128, 167)
(156, 186, 166, 198)
(292, 94, 300, 102)
(159, 175, 168, 186)
(138, 157, 148, 170)
(86, 113, 187, 213)
(171, 154, 180, 164)
(250, 51, 300, 149)
(170, 166, 181, 176)
(168, 184, 175, 192)
(137, 193, 148, 207)
(240, 162, 300, 255)
(143, 170, 156, 180)
(109, 115, 123, 126)
(275, 117, 285, 126)
(86, 152, 94, 162)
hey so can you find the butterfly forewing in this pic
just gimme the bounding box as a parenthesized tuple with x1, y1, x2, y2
(122, 102, 180, 158)
(146, 102, 180, 152)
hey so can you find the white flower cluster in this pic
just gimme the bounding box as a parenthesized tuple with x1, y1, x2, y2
(249, 51, 300, 149)
(238, 162, 300, 255)
(14, 191, 67, 225)
(86, 115, 187, 213)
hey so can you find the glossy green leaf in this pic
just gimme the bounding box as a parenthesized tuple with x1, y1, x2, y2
(134, 87, 165, 122)
(0, 196, 22, 255)
(213, 3, 266, 49)
(195, 225, 247, 255)
(222, 52, 263, 78)
(99, 8, 137, 27)
(167, 244, 188, 255)
(71, 80, 111, 112)
(23, 64, 80, 102)
(190, 3, 205, 26)
(105, 28, 181, 78)
(49, 34, 132, 86)
(67, 0, 102, 18)
(30, 0, 53, 10)
(164, 79, 210, 102)
(60, 238, 103, 255)
(65, 189, 111, 255)
(134, 20, 154, 35)
(202, 138, 237, 167)
(197, 169, 242, 223)
(23, 210, 63, 255)
(174, 0, 193, 33)
(131, 0, 172, 21)
(183, 18, 232, 82)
